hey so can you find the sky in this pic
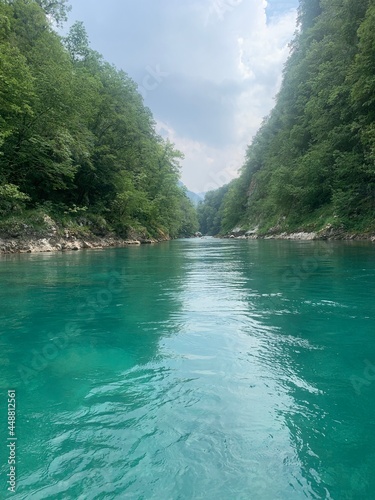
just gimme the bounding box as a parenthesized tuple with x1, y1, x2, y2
(66, 0, 299, 193)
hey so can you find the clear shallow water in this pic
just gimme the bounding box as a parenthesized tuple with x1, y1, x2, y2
(0, 238, 375, 499)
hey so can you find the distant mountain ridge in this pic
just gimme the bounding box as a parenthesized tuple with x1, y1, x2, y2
(186, 190, 204, 206)
(178, 182, 205, 206)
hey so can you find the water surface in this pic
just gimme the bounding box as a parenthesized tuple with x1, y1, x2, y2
(0, 239, 375, 499)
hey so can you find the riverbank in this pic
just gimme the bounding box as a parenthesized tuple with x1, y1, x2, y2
(3, 221, 375, 254)
(0, 235, 157, 254)
(225, 224, 375, 242)
(0, 214, 165, 254)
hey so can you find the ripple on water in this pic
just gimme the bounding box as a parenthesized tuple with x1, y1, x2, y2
(4, 240, 375, 499)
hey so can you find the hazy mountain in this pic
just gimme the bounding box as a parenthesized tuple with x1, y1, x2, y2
(179, 182, 205, 206)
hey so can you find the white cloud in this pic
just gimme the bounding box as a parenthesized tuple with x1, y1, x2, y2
(157, 119, 243, 193)
(67, 0, 298, 192)
(154, 1, 298, 191)
(234, 7, 298, 142)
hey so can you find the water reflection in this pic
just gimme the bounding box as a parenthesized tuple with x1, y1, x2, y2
(233, 239, 375, 499)
(0, 245, 189, 497)
(1, 240, 375, 499)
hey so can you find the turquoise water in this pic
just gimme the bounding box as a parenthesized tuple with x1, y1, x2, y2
(1, 238, 375, 499)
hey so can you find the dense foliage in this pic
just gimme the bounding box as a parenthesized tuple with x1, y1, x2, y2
(197, 184, 229, 235)
(0, 0, 198, 239)
(200, 0, 375, 235)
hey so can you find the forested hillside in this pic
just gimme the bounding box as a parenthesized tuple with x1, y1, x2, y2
(0, 0, 198, 241)
(199, 0, 375, 236)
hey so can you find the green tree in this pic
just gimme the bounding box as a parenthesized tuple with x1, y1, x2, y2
(0, 183, 30, 215)
(35, 0, 71, 26)
(0, 0, 198, 239)
(199, 0, 375, 234)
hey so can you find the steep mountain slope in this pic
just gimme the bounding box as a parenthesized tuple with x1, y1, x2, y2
(200, 0, 375, 237)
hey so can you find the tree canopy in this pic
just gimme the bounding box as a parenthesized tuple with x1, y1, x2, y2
(0, 0, 198, 239)
(199, 0, 375, 236)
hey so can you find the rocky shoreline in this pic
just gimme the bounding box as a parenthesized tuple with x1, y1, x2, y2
(2, 223, 375, 254)
(0, 231, 167, 254)
(0, 215, 165, 254)
(226, 225, 375, 242)
(0, 235, 159, 254)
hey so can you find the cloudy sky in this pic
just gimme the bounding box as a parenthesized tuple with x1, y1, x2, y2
(66, 0, 298, 193)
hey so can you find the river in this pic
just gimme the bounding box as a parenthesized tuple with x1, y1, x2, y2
(0, 238, 374, 499)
